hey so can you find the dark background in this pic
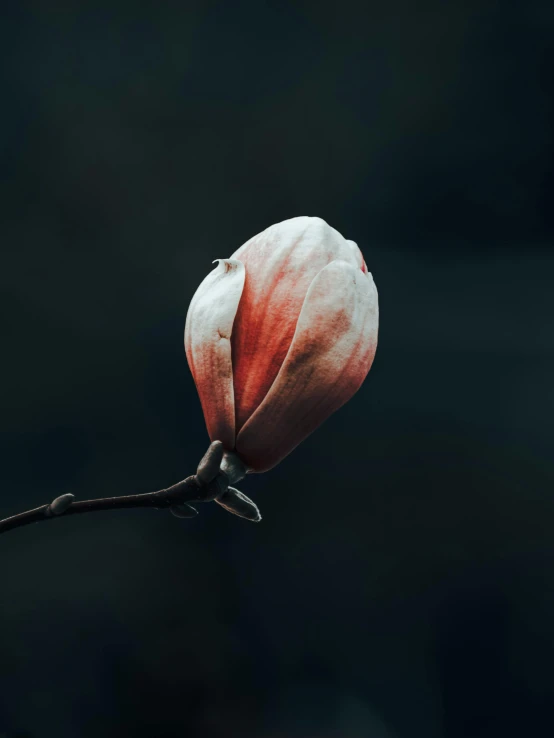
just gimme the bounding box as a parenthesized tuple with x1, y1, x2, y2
(1, 1, 553, 736)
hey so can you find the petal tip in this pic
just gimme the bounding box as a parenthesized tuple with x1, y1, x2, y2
(212, 258, 243, 273)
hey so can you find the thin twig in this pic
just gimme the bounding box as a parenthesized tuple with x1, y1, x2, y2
(0, 441, 261, 536)
(0, 477, 202, 535)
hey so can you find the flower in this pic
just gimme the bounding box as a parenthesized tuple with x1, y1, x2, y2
(185, 216, 379, 474)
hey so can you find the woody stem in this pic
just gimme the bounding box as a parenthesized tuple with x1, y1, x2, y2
(0, 475, 205, 535)
(0, 441, 259, 537)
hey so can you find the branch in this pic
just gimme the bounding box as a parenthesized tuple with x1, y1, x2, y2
(0, 441, 261, 536)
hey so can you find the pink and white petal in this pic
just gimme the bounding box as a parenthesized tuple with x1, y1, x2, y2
(235, 260, 378, 472)
(231, 217, 361, 267)
(185, 258, 245, 449)
(229, 216, 362, 432)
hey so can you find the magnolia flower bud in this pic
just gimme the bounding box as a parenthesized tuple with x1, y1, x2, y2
(185, 216, 378, 473)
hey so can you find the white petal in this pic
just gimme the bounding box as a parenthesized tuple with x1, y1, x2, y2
(185, 258, 245, 448)
(231, 216, 360, 267)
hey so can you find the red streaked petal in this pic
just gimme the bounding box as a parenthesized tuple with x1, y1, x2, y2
(236, 260, 378, 472)
(185, 258, 245, 449)
(230, 216, 362, 432)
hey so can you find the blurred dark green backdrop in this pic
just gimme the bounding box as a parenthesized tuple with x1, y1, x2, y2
(1, 1, 553, 737)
